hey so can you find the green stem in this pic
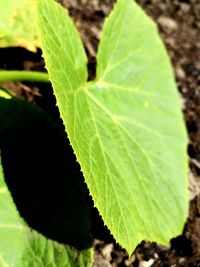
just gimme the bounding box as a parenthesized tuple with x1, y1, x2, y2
(0, 71, 50, 83)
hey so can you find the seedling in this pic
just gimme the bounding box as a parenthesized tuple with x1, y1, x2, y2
(0, 0, 189, 265)
(37, 0, 188, 255)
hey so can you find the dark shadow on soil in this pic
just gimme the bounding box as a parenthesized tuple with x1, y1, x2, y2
(0, 97, 92, 250)
(0, 46, 114, 251)
(0, 47, 43, 70)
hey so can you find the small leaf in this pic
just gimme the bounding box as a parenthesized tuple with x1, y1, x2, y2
(0, 87, 12, 99)
(0, 0, 39, 51)
(37, 0, 189, 254)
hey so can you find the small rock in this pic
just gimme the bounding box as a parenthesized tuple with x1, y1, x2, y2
(176, 67, 186, 79)
(195, 62, 200, 71)
(125, 254, 136, 266)
(93, 253, 112, 267)
(101, 243, 113, 261)
(165, 37, 176, 47)
(179, 257, 186, 264)
(158, 16, 178, 33)
(180, 3, 190, 13)
(139, 259, 154, 267)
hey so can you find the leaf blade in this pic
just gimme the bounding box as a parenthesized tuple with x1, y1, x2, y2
(87, 0, 188, 252)
(37, 0, 88, 92)
(37, 0, 189, 254)
(0, 0, 39, 51)
(71, 81, 188, 253)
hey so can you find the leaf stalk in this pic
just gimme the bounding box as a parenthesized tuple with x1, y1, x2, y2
(0, 71, 50, 83)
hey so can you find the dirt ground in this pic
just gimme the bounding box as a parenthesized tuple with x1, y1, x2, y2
(1, 0, 200, 266)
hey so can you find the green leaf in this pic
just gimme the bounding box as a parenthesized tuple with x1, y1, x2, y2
(0, 99, 92, 267)
(37, 0, 189, 254)
(0, 88, 12, 99)
(0, 0, 39, 51)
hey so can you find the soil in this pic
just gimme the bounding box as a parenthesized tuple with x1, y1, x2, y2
(0, 0, 200, 266)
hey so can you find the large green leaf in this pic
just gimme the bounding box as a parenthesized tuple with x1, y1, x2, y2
(0, 0, 39, 51)
(0, 154, 93, 267)
(37, 0, 189, 254)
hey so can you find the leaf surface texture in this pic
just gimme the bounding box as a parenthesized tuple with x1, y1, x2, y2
(0, 0, 39, 51)
(37, 0, 189, 254)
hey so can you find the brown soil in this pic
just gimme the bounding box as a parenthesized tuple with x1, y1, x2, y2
(1, 0, 200, 266)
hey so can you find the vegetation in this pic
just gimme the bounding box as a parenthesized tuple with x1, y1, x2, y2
(0, 0, 188, 265)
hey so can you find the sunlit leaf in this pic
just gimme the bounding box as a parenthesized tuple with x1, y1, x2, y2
(37, 0, 189, 254)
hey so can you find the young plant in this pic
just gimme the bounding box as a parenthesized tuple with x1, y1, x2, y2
(37, 0, 189, 256)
